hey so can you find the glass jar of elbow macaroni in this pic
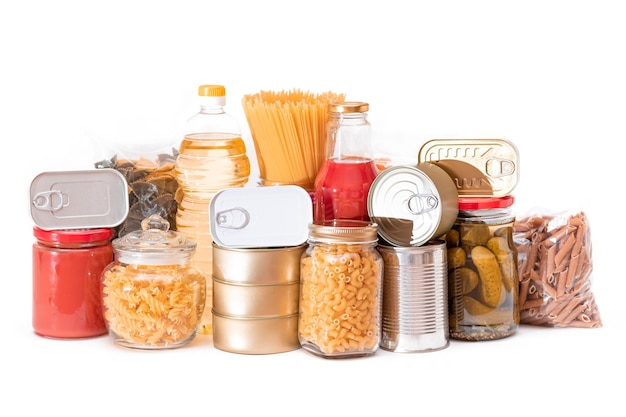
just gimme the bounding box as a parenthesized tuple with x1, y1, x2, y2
(447, 196, 520, 341)
(299, 221, 383, 358)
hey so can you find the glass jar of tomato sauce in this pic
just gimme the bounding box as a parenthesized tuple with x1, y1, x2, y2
(32, 227, 113, 339)
(313, 102, 378, 224)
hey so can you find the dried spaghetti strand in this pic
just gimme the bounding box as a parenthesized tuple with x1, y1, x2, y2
(242, 89, 345, 189)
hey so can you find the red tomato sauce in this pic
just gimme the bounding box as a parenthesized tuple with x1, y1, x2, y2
(32, 227, 113, 339)
(313, 158, 378, 224)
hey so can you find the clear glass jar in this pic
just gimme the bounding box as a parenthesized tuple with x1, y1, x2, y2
(32, 227, 113, 339)
(101, 214, 206, 349)
(299, 221, 383, 358)
(446, 196, 520, 341)
(313, 102, 378, 224)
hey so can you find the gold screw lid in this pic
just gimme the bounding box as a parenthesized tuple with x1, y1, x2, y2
(329, 101, 369, 113)
(308, 220, 379, 244)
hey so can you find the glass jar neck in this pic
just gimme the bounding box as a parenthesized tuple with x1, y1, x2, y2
(36, 239, 110, 249)
(457, 207, 514, 224)
(326, 112, 372, 160)
(308, 222, 379, 244)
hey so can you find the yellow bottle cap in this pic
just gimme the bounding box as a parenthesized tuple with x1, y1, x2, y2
(198, 85, 226, 97)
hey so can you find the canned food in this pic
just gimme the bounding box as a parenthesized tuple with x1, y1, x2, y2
(211, 243, 306, 354)
(30, 169, 129, 230)
(210, 185, 312, 248)
(212, 311, 300, 354)
(212, 277, 300, 318)
(418, 138, 519, 197)
(368, 163, 458, 246)
(378, 241, 450, 353)
(212, 243, 305, 285)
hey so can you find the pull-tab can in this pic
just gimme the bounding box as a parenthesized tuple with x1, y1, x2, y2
(368, 163, 458, 246)
(30, 169, 129, 230)
(418, 138, 520, 197)
(209, 185, 312, 248)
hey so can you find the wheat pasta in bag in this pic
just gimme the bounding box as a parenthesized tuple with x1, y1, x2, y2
(513, 209, 602, 328)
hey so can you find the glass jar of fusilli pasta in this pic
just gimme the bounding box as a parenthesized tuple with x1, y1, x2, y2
(101, 214, 206, 349)
(299, 221, 383, 358)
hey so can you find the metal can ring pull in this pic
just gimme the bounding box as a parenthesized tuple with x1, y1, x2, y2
(486, 157, 516, 178)
(215, 207, 250, 230)
(406, 192, 439, 215)
(32, 190, 69, 212)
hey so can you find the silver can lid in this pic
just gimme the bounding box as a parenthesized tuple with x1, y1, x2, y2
(30, 169, 129, 230)
(367, 164, 458, 247)
(210, 185, 313, 248)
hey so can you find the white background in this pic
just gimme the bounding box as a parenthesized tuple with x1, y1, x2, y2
(1, 1, 623, 415)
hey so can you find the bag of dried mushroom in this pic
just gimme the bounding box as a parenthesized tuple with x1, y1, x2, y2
(93, 139, 180, 238)
(513, 209, 602, 328)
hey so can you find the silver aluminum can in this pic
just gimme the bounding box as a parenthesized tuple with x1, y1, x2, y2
(368, 163, 458, 247)
(378, 241, 449, 353)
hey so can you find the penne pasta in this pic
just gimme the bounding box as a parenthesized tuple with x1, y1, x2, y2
(513, 211, 602, 328)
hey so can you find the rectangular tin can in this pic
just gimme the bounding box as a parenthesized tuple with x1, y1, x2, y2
(30, 169, 129, 230)
(418, 138, 519, 197)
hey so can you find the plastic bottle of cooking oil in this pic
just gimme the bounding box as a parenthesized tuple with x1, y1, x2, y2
(175, 84, 251, 334)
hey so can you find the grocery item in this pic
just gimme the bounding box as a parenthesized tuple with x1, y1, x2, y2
(313, 102, 378, 224)
(299, 221, 383, 358)
(418, 138, 519, 197)
(378, 241, 450, 353)
(211, 244, 305, 354)
(32, 227, 113, 339)
(101, 214, 206, 349)
(242, 89, 345, 190)
(513, 210, 601, 328)
(367, 163, 458, 246)
(30, 169, 128, 339)
(175, 84, 250, 334)
(446, 196, 520, 341)
(95, 145, 179, 238)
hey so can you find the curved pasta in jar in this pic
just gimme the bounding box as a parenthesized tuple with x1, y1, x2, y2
(299, 242, 382, 357)
(102, 263, 206, 349)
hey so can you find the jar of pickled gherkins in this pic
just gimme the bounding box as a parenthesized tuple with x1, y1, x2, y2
(299, 220, 383, 358)
(446, 196, 519, 341)
(101, 214, 206, 349)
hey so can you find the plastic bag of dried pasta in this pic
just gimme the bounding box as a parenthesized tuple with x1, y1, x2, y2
(92, 132, 181, 238)
(513, 209, 602, 328)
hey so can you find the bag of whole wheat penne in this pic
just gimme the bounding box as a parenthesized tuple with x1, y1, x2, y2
(513, 209, 602, 328)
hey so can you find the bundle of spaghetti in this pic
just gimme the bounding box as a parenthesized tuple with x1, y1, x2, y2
(513, 210, 602, 328)
(242, 89, 345, 189)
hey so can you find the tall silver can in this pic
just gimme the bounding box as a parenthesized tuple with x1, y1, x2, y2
(378, 241, 449, 353)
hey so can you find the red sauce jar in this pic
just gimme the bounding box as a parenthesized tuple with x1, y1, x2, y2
(313, 102, 378, 224)
(32, 227, 113, 338)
